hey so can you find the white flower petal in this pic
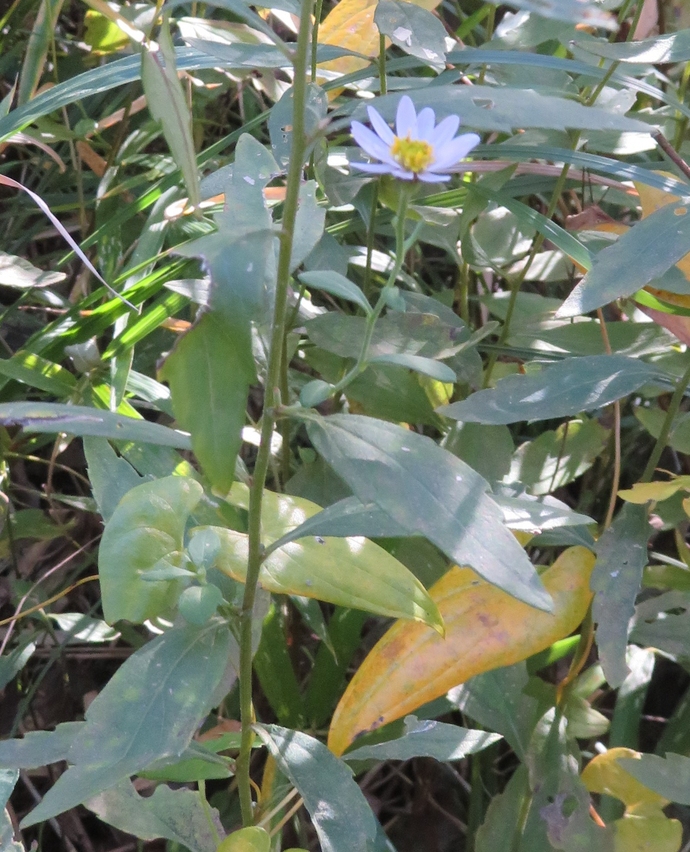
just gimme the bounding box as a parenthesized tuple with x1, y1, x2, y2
(395, 95, 417, 138)
(390, 165, 415, 180)
(429, 114, 460, 148)
(431, 132, 481, 169)
(351, 121, 396, 163)
(418, 171, 450, 183)
(367, 106, 395, 145)
(351, 162, 397, 174)
(416, 107, 436, 141)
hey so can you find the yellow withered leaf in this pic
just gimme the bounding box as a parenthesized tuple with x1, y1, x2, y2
(317, 0, 442, 86)
(581, 749, 683, 852)
(328, 546, 595, 756)
(582, 748, 669, 815)
(636, 175, 690, 302)
(618, 477, 690, 505)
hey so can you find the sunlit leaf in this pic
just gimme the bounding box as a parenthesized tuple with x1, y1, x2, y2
(619, 478, 690, 504)
(0, 402, 191, 448)
(98, 476, 203, 624)
(303, 412, 551, 610)
(328, 546, 594, 755)
(440, 356, 662, 425)
(216, 827, 270, 852)
(344, 715, 501, 762)
(202, 517, 442, 628)
(141, 20, 200, 208)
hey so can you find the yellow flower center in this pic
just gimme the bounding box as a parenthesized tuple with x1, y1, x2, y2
(390, 135, 434, 173)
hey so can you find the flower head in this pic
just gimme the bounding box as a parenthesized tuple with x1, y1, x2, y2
(350, 95, 480, 184)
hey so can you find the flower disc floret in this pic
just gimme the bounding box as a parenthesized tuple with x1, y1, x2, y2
(350, 95, 480, 184)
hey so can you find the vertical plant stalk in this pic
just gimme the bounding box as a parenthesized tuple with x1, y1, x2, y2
(327, 187, 411, 397)
(596, 308, 621, 530)
(640, 358, 690, 484)
(378, 34, 388, 95)
(235, 0, 314, 825)
(482, 157, 574, 387)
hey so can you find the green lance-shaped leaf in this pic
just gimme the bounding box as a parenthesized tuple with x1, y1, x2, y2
(575, 29, 690, 64)
(141, 19, 200, 209)
(255, 725, 381, 852)
(500, 0, 615, 28)
(439, 355, 663, 425)
(591, 503, 650, 688)
(159, 312, 253, 493)
(558, 200, 690, 318)
(303, 413, 551, 611)
(299, 270, 372, 316)
(618, 753, 690, 805)
(98, 476, 203, 623)
(21, 621, 231, 827)
(344, 715, 501, 763)
(290, 180, 326, 271)
(350, 84, 651, 135)
(0, 402, 192, 448)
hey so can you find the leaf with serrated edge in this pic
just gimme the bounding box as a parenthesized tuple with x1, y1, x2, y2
(328, 547, 594, 756)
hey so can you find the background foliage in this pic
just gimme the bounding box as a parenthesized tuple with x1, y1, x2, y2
(4, 0, 690, 850)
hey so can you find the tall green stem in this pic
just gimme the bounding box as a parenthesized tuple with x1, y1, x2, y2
(327, 188, 411, 396)
(640, 359, 690, 484)
(482, 156, 575, 387)
(235, 0, 314, 825)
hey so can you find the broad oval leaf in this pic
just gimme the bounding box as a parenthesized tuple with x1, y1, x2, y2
(327, 546, 595, 756)
(99, 476, 203, 624)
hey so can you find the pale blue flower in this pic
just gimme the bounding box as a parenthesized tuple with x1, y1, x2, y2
(350, 95, 481, 184)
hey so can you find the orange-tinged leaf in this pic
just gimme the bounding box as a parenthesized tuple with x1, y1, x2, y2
(635, 174, 690, 293)
(317, 0, 442, 86)
(328, 546, 594, 755)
